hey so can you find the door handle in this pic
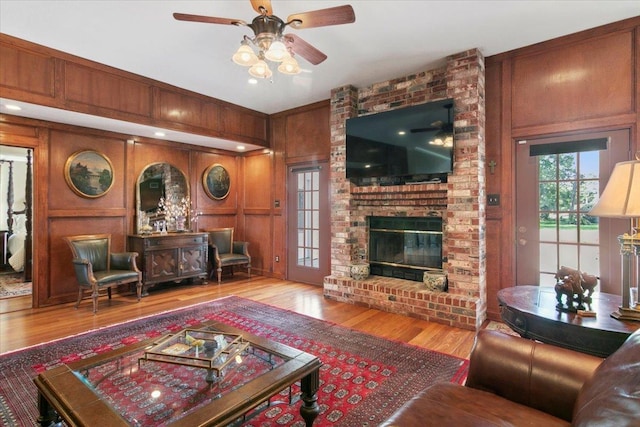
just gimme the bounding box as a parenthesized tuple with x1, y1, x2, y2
(519, 238, 527, 246)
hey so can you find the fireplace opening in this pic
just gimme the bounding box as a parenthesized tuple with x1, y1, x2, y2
(368, 216, 443, 282)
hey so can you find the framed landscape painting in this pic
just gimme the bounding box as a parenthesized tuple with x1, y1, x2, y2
(64, 150, 114, 198)
(203, 164, 230, 200)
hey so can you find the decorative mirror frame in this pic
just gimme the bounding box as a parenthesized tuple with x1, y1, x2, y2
(203, 164, 231, 200)
(136, 162, 189, 234)
(64, 150, 114, 198)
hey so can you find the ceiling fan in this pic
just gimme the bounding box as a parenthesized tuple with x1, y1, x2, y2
(410, 103, 454, 146)
(173, 0, 356, 78)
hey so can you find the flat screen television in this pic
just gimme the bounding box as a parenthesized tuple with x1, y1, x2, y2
(346, 99, 454, 184)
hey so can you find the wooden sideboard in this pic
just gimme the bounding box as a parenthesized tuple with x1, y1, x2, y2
(128, 233, 208, 294)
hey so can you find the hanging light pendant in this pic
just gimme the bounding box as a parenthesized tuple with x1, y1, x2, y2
(264, 40, 287, 62)
(278, 53, 301, 75)
(232, 43, 258, 66)
(248, 59, 272, 79)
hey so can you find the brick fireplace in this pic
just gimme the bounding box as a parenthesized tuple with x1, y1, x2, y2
(323, 49, 487, 331)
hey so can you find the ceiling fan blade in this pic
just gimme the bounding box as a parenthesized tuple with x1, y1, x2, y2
(287, 5, 355, 29)
(250, 0, 273, 16)
(284, 34, 327, 65)
(173, 13, 244, 26)
(410, 127, 439, 133)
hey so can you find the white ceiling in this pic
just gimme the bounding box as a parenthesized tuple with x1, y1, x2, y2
(1, 1, 638, 151)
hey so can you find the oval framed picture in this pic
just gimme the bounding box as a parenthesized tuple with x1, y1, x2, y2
(64, 150, 114, 198)
(203, 164, 231, 200)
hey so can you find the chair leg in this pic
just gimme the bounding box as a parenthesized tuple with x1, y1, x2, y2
(247, 264, 251, 278)
(75, 288, 84, 309)
(107, 287, 112, 300)
(91, 289, 99, 314)
(136, 280, 142, 302)
(217, 267, 222, 285)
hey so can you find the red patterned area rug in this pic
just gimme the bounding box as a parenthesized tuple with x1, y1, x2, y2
(0, 296, 468, 426)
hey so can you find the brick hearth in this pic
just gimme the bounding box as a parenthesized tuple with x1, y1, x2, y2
(324, 49, 487, 331)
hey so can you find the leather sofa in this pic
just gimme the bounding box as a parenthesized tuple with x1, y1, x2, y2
(381, 328, 640, 426)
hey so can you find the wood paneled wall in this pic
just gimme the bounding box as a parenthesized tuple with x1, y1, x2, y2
(0, 34, 268, 146)
(484, 16, 640, 320)
(0, 34, 329, 307)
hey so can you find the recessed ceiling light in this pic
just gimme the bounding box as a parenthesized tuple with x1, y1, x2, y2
(248, 78, 258, 85)
(237, 145, 246, 151)
(398, 131, 406, 135)
(154, 131, 166, 137)
(4, 104, 22, 111)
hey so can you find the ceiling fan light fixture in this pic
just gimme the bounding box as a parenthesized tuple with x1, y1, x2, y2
(232, 43, 258, 66)
(248, 59, 272, 79)
(264, 40, 287, 62)
(278, 54, 301, 75)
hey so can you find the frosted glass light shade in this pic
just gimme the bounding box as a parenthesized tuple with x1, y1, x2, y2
(264, 40, 287, 62)
(248, 60, 272, 79)
(232, 44, 258, 66)
(278, 55, 301, 75)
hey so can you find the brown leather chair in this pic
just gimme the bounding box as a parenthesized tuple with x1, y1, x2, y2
(64, 234, 142, 313)
(206, 228, 251, 284)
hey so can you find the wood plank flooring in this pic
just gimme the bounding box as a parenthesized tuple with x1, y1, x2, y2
(0, 276, 477, 358)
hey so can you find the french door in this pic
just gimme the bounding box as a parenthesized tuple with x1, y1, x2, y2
(286, 162, 330, 285)
(515, 129, 631, 294)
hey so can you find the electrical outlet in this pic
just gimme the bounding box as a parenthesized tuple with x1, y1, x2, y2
(487, 194, 500, 206)
(275, 256, 280, 262)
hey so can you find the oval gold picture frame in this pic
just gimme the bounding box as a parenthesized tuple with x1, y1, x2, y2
(203, 164, 230, 200)
(64, 150, 114, 198)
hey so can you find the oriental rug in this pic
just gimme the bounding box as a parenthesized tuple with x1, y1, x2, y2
(0, 296, 468, 427)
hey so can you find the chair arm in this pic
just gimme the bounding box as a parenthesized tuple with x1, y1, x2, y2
(110, 252, 141, 273)
(209, 244, 221, 264)
(71, 258, 95, 286)
(232, 241, 250, 258)
(466, 330, 603, 422)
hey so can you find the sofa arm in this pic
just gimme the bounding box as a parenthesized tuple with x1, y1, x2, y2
(466, 330, 603, 422)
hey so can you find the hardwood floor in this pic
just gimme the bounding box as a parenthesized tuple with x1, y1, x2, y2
(0, 276, 477, 358)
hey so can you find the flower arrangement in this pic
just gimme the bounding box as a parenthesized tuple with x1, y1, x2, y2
(157, 196, 200, 231)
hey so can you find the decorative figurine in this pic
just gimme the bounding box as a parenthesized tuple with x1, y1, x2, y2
(554, 266, 599, 312)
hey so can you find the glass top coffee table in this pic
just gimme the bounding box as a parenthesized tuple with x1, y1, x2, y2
(34, 320, 321, 426)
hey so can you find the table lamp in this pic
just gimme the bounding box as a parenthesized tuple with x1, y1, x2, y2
(589, 155, 640, 320)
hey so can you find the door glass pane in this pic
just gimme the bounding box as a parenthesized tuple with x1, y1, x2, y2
(537, 150, 600, 285)
(293, 170, 320, 269)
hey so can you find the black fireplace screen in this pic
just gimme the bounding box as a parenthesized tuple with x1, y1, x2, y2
(368, 217, 443, 280)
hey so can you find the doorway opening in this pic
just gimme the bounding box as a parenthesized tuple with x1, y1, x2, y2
(0, 145, 33, 312)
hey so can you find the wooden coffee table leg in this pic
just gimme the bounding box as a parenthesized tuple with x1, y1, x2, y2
(299, 368, 320, 426)
(36, 391, 60, 427)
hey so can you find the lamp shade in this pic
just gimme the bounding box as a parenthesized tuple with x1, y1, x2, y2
(232, 44, 258, 66)
(248, 60, 272, 79)
(278, 54, 301, 75)
(590, 159, 640, 218)
(264, 40, 287, 62)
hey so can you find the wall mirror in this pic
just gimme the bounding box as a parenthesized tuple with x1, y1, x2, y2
(136, 163, 189, 234)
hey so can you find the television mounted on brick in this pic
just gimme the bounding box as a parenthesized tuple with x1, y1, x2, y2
(346, 98, 454, 185)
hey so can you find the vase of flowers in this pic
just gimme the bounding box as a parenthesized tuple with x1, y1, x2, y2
(157, 196, 199, 232)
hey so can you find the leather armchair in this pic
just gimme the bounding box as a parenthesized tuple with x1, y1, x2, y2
(206, 228, 251, 284)
(381, 328, 640, 426)
(64, 234, 142, 313)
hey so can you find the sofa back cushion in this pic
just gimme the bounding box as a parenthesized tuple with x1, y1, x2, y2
(466, 330, 601, 422)
(573, 328, 640, 426)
